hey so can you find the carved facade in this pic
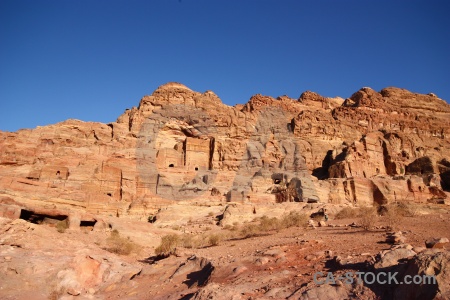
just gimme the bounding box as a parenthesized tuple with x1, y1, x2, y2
(157, 137, 211, 171)
(185, 137, 211, 171)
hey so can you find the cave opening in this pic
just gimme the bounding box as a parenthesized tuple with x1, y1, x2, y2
(312, 150, 333, 180)
(19, 209, 67, 224)
(80, 220, 97, 227)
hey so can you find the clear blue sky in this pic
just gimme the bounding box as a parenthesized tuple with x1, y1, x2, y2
(1, 0, 449, 132)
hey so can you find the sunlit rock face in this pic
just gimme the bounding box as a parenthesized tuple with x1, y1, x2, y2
(0, 83, 449, 218)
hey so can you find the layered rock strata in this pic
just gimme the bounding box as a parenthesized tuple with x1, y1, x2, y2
(1, 83, 449, 221)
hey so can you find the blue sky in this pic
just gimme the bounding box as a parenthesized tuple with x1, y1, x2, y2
(1, 0, 449, 132)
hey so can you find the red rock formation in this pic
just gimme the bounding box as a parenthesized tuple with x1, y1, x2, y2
(0, 83, 449, 221)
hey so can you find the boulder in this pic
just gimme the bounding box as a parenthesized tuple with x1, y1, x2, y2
(374, 248, 416, 269)
(169, 256, 214, 288)
(386, 231, 407, 244)
(294, 284, 349, 300)
(425, 237, 449, 249)
(394, 251, 450, 300)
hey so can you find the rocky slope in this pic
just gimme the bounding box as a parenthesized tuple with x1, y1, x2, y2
(1, 82, 449, 224)
(1, 205, 449, 299)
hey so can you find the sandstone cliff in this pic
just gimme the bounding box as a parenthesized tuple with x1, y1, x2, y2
(1, 82, 449, 222)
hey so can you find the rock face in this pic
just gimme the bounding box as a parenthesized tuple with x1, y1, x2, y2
(394, 251, 450, 300)
(0, 83, 449, 220)
(0, 218, 143, 299)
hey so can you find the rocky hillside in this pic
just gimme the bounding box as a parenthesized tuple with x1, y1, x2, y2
(1, 82, 449, 223)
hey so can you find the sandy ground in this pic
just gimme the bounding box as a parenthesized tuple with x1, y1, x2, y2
(102, 204, 450, 299)
(1, 203, 449, 300)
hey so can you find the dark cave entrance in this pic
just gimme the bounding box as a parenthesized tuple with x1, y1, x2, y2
(80, 220, 97, 227)
(19, 209, 67, 224)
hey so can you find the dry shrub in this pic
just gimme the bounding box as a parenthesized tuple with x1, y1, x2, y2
(218, 230, 232, 241)
(240, 224, 259, 238)
(281, 211, 309, 228)
(259, 215, 282, 231)
(235, 212, 308, 239)
(56, 219, 68, 233)
(229, 225, 239, 231)
(380, 203, 409, 231)
(335, 207, 359, 219)
(384, 206, 402, 231)
(105, 230, 140, 255)
(178, 233, 211, 249)
(179, 234, 195, 249)
(155, 234, 180, 257)
(359, 207, 378, 231)
(180, 233, 204, 249)
(395, 201, 420, 217)
(208, 233, 222, 246)
(195, 233, 211, 248)
(171, 225, 181, 231)
(223, 224, 233, 230)
(176, 212, 310, 250)
(178, 232, 223, 249)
